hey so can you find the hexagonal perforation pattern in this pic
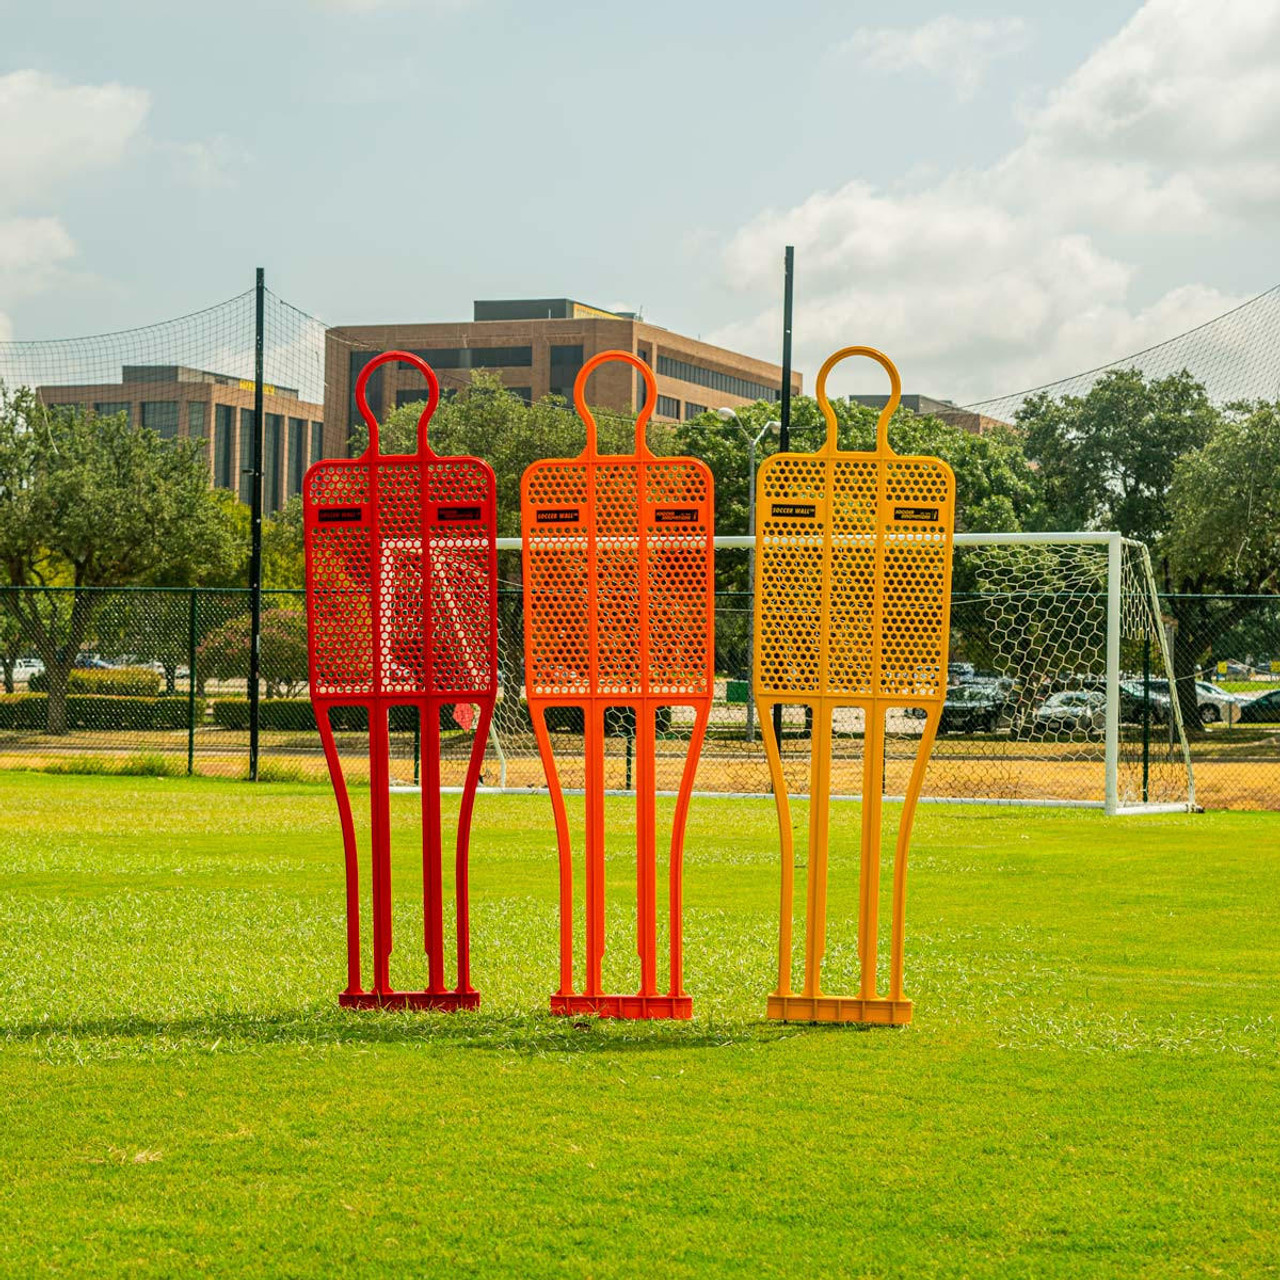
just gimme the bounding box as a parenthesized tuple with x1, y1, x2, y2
(305, 454, 497, 701)
(756, 454, 953, 700)
(524, 460, 713, 699)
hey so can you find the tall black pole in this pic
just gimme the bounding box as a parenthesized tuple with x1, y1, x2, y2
(774, 247, 795, 748)
(780, 245, 794, 451)
(248, 267, 265, 782)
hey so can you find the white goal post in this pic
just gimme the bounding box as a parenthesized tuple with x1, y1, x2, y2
(406, 531, 1196, 815)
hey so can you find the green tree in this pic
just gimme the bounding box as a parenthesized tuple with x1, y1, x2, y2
(199, 606, 309, 699)
(1017, 368, 1218, 538)
(261, 495, 305, 589)
(674, 396, 1041, 591)
(0, 386, 242, 733)
(1162, 399, 1280, 721)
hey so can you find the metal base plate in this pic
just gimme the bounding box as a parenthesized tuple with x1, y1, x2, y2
(766, 994, 912, 1025)
(551, 993, 693, 1021)
(340, 990, 481, 1011)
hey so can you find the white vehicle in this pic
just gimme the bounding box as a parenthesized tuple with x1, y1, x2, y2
(1146, 679, 1239, 725)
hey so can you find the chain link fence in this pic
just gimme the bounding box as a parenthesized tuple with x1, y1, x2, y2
(1, 574, 1273, 808)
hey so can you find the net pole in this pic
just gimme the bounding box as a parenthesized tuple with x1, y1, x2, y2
(1104, 532, 1122, 814)
(774, 246, 794, 750)
(248, 267, 265, 782)
(1138, 542, 1196, 810)
(1142, 634, 1151, 803)
(187, 588, 198, 777)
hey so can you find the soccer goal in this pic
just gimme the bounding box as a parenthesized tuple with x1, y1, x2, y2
(455, 531, 1194, 815)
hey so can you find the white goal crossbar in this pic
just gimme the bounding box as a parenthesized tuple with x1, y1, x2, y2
(410, 531, 1195, 815)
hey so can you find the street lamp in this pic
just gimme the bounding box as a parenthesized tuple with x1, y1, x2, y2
(717, 408, 779, 742)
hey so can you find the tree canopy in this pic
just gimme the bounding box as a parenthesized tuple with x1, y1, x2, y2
(1017, 368, 1218, 540)
(0, 384, 242, 731)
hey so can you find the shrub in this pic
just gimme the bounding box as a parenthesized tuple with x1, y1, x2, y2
(28, 666, 162, 696)
(0, 693, 201, 731)
(42, 752, 183, 777)
(117, 752, 183, 777)
(250, 759, 309, 783)
(211, 700, 462, 733)
(198, 608, 309, 698)
(42, 756, 112, 775)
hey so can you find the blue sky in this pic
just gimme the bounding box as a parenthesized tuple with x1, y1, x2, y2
(2, 0, 1278, 400)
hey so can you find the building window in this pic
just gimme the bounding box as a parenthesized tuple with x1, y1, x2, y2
(310, 421, 324, 466)
(187, 401, 207, 440)
(549, 343, 584, 402)
(637, 346, 651, 364)
(684, 402, 707, 419)
(141, 401, 179, 440)
(407, 345, 534, 370)
(349, 352, 384, 440)
(395, 389, 432, 409)
(655, 354, 780, 403)
(94, 401, 131, 422)
(239, 409, 256, 505)
(215, 405, 234, 488)
(265, 413, 283, 515)
(506, 386, 532, 406)
(288, 417, 306, 497)
(656, 395, 681, 419)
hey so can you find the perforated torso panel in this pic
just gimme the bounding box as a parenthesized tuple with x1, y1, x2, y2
(756, 451, 954, 702)
(305, 454, 498, 701)
(523, 458, 713, 702)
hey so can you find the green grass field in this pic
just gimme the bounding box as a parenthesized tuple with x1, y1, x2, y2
(2, 775, 1278, 1277)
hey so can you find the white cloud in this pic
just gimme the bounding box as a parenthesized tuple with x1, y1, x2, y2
(0, 71, 150, 339)
(162, 137, 251, 190)
(0, 71, 150, 213)
(843, 16, 1029, 101)
(715, 0, 1280, 403)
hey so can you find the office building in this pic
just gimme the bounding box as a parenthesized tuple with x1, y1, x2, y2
(38, 366, 326, 514)
(324, 297, 802, 453)
(848, 393, 1012, 436)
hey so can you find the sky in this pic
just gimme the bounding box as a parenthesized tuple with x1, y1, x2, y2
(2, 0, 1279, 403)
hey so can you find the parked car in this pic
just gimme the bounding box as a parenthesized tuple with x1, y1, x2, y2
(1026, 690, 1106, 737)
(1238, 689, 1280, 723)
(73, 653, 113, 670)
(1119, 680, 1172, 725)
(1186, 679, 1239, 724)
(1138, 678, 1239, 725)
(938, 683, 1010, 734)
(962, 671, 1013, 694)
(13, 656, 44, 677)
(947, 662, 975, 686)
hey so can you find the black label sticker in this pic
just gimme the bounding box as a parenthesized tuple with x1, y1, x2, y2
(771, 502, 816, 518)
(893, 506, 940, 522)
(318, 506, 363, 524)
(436, 504, 482, 523)
(535, 508, 581, 524)
(654, 507, 698, 524)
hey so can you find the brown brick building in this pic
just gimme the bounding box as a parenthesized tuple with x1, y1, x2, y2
(38, 365, 325, 514)
(324, 298, 802, 455)
(848, 393, 1012, 435)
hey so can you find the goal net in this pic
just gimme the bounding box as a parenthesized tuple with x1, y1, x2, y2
(442, 532, 1194, 814)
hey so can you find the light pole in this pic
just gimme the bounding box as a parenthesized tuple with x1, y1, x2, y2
(717, 408, 779, 741)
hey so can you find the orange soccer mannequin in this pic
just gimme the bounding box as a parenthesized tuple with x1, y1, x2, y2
(521, 350, 715, 1019)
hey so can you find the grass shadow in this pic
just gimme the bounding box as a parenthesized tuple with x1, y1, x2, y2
(4, 1005, 901, 1058)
